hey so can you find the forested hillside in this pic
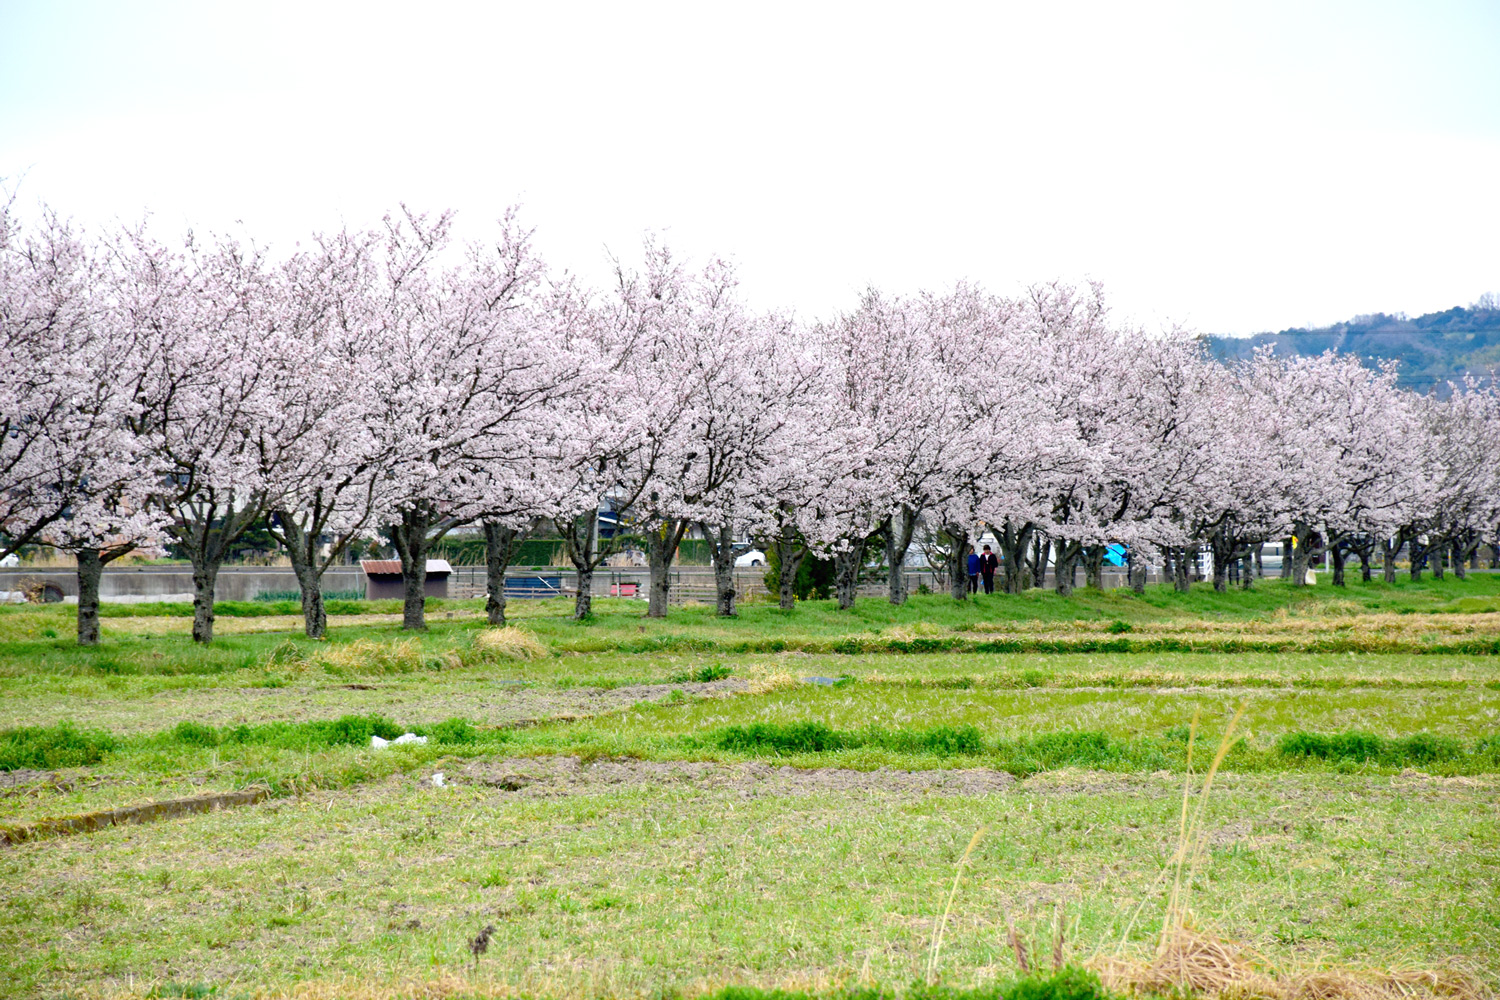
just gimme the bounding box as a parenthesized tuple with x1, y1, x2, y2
(1206, 300, 1500, 392)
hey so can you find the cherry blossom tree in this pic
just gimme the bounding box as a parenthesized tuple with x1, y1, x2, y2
(1419, 380, 1500, 580)
(111, 224, 282, 643)
(0, 198, 129, 561)
(259, 229, 388, 638)
(365, 207, 575, 631)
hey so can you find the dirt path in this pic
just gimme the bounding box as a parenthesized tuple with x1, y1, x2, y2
(462, 755, 1020, 797)
(0, 676, 748, 735)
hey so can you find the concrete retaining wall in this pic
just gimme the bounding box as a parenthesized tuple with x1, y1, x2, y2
(1, 786, 270, 846)
(0, 566, 366, 602)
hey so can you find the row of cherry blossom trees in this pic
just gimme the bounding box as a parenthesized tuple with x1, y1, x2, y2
(4, 195, 1499, 645)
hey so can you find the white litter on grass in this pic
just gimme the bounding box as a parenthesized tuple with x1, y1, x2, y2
(431, 772, 445, 787)
(370, 733, 428, 748)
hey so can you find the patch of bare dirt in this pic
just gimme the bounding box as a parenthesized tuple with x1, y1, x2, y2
(462, 755, 1018, 798)
(0, 769, 52, 790)
(1019, 769, 1177, 798)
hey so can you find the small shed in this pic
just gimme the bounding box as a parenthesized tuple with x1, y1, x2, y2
(361, 559, 452, 600)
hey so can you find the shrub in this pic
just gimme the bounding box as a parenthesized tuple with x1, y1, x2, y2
(1277, 729, 1468, 767)
(714, 723, 987, 757)
(0, 721, 118, 771)
(170, 721, 222, 748)
(313, 714, 405, 746)
(913, 724, 985, 756)
(252, 589, 365, 603)
(1025, 730, 1121, 767)
(420, 717, 479, 745)
(717, 722, 844, 754)
(670, 664, 733, 683)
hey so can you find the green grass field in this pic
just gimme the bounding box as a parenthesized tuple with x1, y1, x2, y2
(1, 577, 1497, 998)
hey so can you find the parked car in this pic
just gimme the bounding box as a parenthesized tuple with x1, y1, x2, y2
(735, 549, 766, 568)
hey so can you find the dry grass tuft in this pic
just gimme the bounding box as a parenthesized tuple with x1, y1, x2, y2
(1094, 929, 1492, 1000)
(316, 638, 460, 674)
(1283, 967, 1492, 1000)
(472, 627, 550, 662)
(1094, 927, 1263, 997)
(747, 670, 799, 694)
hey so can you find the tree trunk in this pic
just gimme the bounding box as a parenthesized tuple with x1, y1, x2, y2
(884, 507, 917, 606)
(1083, 545, 1106, 590)
(1431, 538, 1446, 580)
(483, 521, 520, 627)
(1490, 543, 1499, 570)
(575, 565, 594, 618)
(1290, 536, 1309, 587)
(1127, 545, 1147, 593)
(646, 519, 689, 618)
(1382, 535, 1400, 584)
(996, 520, 1034, 595)
(1330, 543, 1347, 587)
(776, 533, 804, 610)
(713, 553, 736, 617)
(947, 526, 970, 601)
(1253, 544, 1263, 580)
(1240, 549, 1255, 590)
(1174, 547, 1192, 593)
(296, 559, 326, 637)
(833, 539, 866, 610)
(190, 557, 220, 643)
(702, 521, 738, 617)
(1279, 537, 1294, 580)
(1408, 533, 1428, 581)
(1053, 539, 1081, 597)
(276, 514, 328, 640)
(558, 509, 601, 620)
(1209, 530, 1238, 594)
(1452, 538, 1467, 580)
(389, 507, 433, 631)
(647, 557, 671, 617)
(1026, 534, 1047, 591)
(76, 549, 103, 646)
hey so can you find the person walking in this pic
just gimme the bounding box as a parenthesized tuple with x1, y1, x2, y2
(979, 545, 999, 594)
(966, 547, 980, 594)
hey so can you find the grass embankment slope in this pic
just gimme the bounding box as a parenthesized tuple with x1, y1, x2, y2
(0, 576, 1497, 997)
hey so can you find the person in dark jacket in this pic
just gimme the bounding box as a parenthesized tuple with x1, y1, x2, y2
(966, 547, 980, 594)
(979, 545, 999, 594)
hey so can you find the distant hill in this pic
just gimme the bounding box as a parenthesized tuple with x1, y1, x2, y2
(1204, 302, 1500, 393)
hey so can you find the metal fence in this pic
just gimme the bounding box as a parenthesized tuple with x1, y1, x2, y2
(447, 566, 771, 604)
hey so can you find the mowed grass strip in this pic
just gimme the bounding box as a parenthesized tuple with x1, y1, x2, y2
(6, 702, 1500, 824)
(5, 649, 1495, 743)
(4, 575, 1500, 655)
(1, 768, 1494, 997)
(564, 681, 1500, 748)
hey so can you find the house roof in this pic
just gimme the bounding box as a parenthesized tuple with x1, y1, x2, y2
(360, 559, 453, 576)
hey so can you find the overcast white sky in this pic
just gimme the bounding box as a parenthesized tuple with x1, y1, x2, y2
(2, 1, 1497, 334)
